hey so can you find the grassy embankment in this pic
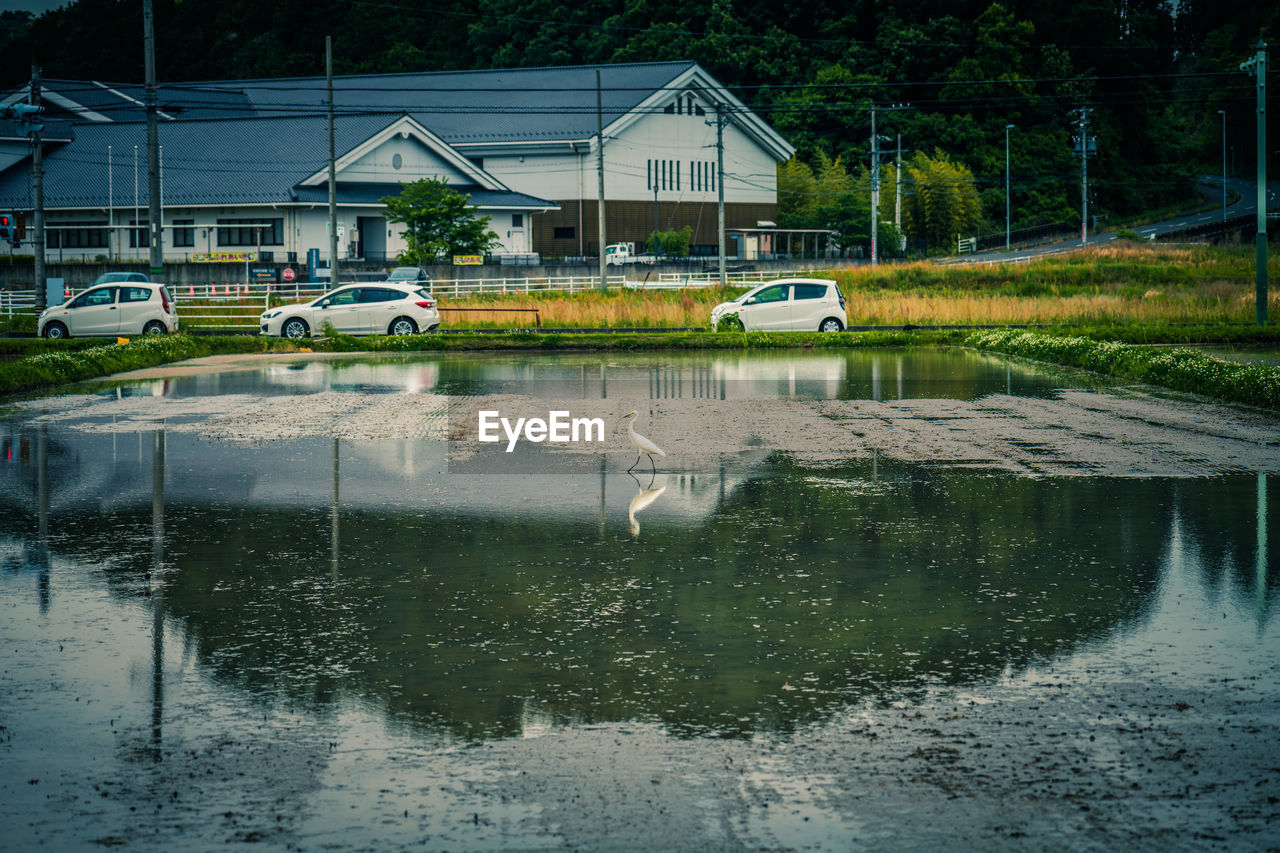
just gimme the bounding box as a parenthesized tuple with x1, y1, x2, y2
(430, 243, 1280, 329)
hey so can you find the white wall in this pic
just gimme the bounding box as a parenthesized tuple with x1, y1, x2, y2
(341, 135, 472, 185)
(480, 103, 778, 206)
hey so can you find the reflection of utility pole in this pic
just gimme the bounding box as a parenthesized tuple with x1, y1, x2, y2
(331, 438, 340, 579)
(150, 428, 166, 762)
(36, 428, 50, 614)
(1259, 472, 1269, 629)
(1240, 42, 1268, 325)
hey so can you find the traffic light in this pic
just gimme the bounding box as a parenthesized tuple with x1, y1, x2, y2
(0, 213, 12, 243)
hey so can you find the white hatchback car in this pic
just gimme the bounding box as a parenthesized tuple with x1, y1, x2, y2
(39, 282, 179, 339)
(711, 278, 847, 332)
(259, 284, 440, 338)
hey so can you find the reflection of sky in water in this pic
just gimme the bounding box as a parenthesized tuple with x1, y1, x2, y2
(2, 421, 1274, 744)
(1, 351, 1276, 849)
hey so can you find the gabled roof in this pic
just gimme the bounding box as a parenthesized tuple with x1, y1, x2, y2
(291, 183, 557, 210)
(0, 112, 496, 209)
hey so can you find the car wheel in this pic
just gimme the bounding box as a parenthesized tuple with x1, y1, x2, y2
(282, 318, 310, 339)
(819, 318, 844, 333)
(43, 321, 68, 340)
(143, 320, 167, 335)
(388, 316, 418, 336)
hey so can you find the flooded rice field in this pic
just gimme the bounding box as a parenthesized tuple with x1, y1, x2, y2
(1, 349, 1278, 851)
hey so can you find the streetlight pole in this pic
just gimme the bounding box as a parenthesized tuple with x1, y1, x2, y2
(1005, 123, 1015, 251)
(1218, 109, 1227, 223)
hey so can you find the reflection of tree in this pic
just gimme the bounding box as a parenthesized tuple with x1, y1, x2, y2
(5, 439, 1217, 742)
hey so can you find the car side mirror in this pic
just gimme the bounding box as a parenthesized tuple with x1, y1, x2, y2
(320, 300, 331, 309)
(744, 296, 758, 305)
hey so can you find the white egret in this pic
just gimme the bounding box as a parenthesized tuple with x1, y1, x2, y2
(621, 410, 666, 474)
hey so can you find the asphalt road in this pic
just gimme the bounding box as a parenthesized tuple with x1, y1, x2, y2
(951, 176, 1280, 265)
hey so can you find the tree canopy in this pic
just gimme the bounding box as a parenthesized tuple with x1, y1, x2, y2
(2, 0, 1275, 244)
(380, 178, 499, 264)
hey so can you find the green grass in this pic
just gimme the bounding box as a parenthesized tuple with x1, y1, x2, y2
(3, 323, 1278, 409)
(965, 329, 1280, 409)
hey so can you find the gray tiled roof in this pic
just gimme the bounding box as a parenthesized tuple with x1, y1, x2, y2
(0, 62, 721, 211)
(0, 113, 412, 208)
(180, 61, 699, 144)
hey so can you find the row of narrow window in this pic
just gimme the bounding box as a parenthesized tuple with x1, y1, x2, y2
(647, 159, 716, 193)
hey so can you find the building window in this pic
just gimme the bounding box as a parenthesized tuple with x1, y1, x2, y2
(48, 221, 108, 249)
(553, 226, 575, 240)
(676, 161, 680, 191)
(217, 218, 282, 247)
(710, 163, 716, 192)
(128, 220, 147, 249)
(512, 213, 523, 227)
(173, 218, 194, 248)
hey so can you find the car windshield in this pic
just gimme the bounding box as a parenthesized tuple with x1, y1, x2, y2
(414, 288, 433, 299)
(387, 268, 424, 281)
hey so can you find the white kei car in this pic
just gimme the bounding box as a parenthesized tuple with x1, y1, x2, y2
(259, 283, 440, 338)
(710, 278, 847, 332)
(39, 281, 179, 339)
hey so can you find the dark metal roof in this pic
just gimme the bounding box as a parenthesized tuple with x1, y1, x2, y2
(0, 113, 397, 208)
(0, 114, 558, 211)
(177, 61, 699, 144)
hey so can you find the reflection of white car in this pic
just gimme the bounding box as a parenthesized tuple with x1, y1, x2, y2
(39, 282, 179, 339)
(711, 278, 847, 332)
(259, 284, 440, 338)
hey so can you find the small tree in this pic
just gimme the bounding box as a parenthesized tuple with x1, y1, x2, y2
(380, 177, 500, 264)
(646, 226, 693, 257)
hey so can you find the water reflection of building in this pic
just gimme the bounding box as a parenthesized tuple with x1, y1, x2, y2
(4, 417, 1274, 743)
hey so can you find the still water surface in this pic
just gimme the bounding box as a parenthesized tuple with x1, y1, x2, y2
(2, 350, 1273, 744)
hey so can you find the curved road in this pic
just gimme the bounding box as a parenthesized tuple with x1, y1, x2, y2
(954, 176, 1280, 264)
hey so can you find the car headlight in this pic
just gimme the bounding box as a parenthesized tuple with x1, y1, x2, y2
(262, 310, 281, 320)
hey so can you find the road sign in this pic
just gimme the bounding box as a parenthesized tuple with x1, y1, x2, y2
(282, 267, 296, 282)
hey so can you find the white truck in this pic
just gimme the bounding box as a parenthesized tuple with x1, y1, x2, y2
(604, 242, 658, 265)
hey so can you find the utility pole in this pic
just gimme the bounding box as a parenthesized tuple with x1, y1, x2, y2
(144, 0, 162, 281)
(596, 70, 607, 290)
(1076, 108, 1092, 245)
(1006, 123, 1015, 251)
(870, 107, 879, 267)
(31, 65, 45, 308)
(894, 132, 902, 231)
(1240, 42, 1268, 325)
(1218, 109, 1227, 223)
(716, 102, 726, 287)
(327, 36, 340, 289)
(108, 144, 114, 260)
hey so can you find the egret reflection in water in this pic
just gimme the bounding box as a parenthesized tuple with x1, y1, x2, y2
(627, 472, 667, 537)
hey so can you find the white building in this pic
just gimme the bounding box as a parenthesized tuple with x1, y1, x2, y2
(0, 61, 794, 265)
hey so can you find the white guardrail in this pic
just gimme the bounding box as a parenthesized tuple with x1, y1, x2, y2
(3, 270, 815, 330)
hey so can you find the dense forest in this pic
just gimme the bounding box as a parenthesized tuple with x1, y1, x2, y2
(1, 0, 1276, 247)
